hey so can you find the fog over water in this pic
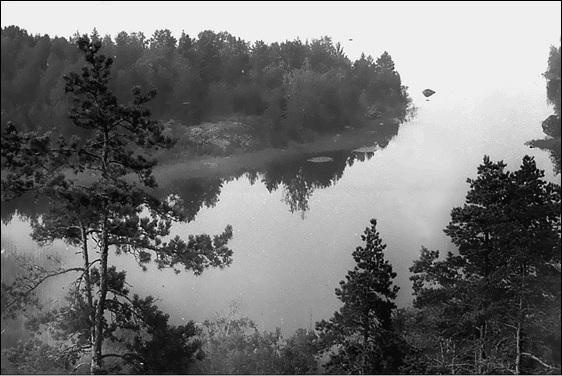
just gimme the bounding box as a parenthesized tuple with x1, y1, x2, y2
(1, 2, 561, 334)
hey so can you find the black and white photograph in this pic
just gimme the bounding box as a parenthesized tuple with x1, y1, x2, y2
(1, 1, 561, 374)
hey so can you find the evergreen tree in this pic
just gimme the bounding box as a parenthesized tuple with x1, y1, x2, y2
(316, 219, 404, 374)
(280, 328, 320, 374)
(4, 268, 205, 374)
(410, 155, 561, 374)
(1, 25, 411, 140)
(1, 36, 233, 374)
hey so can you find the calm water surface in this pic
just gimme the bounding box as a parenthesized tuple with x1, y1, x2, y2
(1, 80, 560, 336)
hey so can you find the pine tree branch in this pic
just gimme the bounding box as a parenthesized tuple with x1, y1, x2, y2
(72, 362, 90, 373)
(494, 336, 511, 353)
(74, 258, 101, 291)
(3, 267, 84, 311)
(500, 321, 518, 330)
(106, 288, 146, 323)
(100, 352, 146, 364)
(78, 148, 102, 160)
(521, 352, 560, 370)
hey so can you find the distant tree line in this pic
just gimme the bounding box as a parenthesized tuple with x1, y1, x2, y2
(529, 40, 561, 174)
(1, 26, 410, 144)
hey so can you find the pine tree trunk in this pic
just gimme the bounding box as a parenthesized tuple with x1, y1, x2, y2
(362, 317, 369, 375)
(515, 274, 524, 375)
(476, 324, 485, 374)
(91, 111, 111, 374)
(450, 341, 456, 375)
(80, 225, 95, 351)
(515, 319, 522, 375)
(91, 218, 109, 374)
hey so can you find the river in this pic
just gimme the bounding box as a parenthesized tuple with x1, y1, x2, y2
(1, 54, 561, 339)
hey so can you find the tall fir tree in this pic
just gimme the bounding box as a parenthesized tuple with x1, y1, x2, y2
(316, 219, 404, 374)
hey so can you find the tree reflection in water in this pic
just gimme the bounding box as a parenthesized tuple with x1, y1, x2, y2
(133, 121, 401, 220)
(254, 121, 399, 216)
(260, 150, 354, 216)
(2, 121, 402, 224)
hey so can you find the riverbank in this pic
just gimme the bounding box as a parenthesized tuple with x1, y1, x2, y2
(155, 117, 402, 183)
(0, 115, 402, 221)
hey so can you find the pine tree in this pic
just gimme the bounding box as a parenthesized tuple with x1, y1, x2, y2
(1, 36, 233, 374)
(410, 155, 561, 374)
(446, 155, 561, 374)
(375, 51, 395, 72)
(316, 219, 404, 374)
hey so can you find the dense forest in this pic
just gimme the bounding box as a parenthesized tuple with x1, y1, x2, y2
(1, 26, 411, 147)
(1, 31, 560, 375)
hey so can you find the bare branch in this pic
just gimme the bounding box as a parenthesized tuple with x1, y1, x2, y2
(100, 352, 145, 365)
(500, 322, 518, 330)
(72, 362, 90, 374)
(74, 258, 101, 291)
(3, 267, 84, 311)
(521, 352, 560, 370)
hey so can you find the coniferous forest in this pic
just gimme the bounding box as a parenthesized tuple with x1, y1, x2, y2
(1, 3, 561, 375)
(0, 26, 410, 146)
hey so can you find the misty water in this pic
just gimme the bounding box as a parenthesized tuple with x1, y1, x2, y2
(1, 68, 560, 339)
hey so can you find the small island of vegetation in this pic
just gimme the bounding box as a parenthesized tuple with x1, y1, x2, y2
(1, 26, 412, 163)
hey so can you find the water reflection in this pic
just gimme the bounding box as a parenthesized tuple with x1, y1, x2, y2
(158, 121, 401, 219)
(191, 122, 395, 215)
(527, 43, 561, 175)
(2, 91, 559, 337)
(1, 194, 48, 225)
(164, 177, 228, 222)
(158, 147, 384, 220)
(1, 121, 401, 225)
(259, 149, 376, 215)
(528, 114, 561, 174)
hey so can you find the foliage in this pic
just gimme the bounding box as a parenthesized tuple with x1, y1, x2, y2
(198, 316, 284, 374)
(3, 270, 205, 374)
(409, 155, 561, 374)
(195, 307, 319, 375)
(1, 35, 233, 373)
(316, 219, 405, 374)
(1, 27, 411, 144)
(279, 328, 320, 374)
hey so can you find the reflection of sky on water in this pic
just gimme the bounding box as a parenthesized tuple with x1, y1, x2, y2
(2, 86, 559, 335)
(2, 44, 562, 334)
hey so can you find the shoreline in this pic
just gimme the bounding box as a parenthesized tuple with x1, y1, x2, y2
(154, 119, 400, 183)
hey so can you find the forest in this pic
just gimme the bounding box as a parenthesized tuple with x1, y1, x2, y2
(0, 24, 561, 375)
(1, 26, 411, 148)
